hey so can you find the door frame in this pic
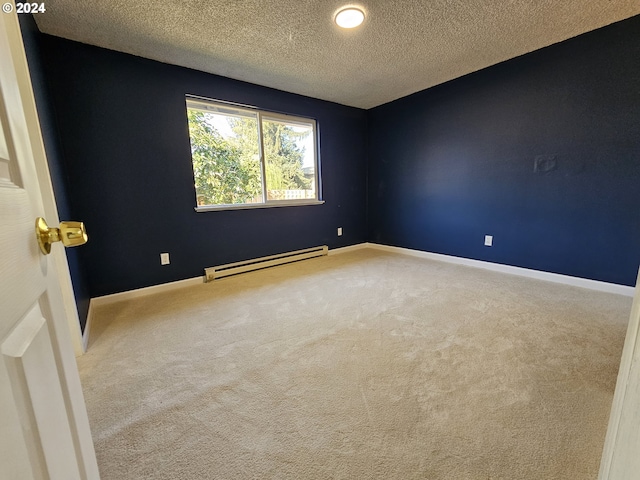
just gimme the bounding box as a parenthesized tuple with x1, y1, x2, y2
(1, 6, 99, 478)
(599, 268, 640, 479)
(13, 14, 84, 356)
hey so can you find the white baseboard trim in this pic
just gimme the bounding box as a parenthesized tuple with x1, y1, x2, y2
(89, 247, 362, 311)
(83, 243, 634, 349)
(328, 243, 370, 255)
(366, 243, 635, 297)
(82, 303, 93, 353)
(82, 276, 205, 350)
(90, 276, 205, 308)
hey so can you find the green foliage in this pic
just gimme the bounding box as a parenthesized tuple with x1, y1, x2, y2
(188, 109, 313, 206)
(187, 110, 261, 205)
(261, 120, 311, 194)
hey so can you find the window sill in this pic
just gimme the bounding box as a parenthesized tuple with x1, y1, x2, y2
(195, 200, 325, 212)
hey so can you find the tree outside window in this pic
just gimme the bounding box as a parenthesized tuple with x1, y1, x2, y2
(186, 97, 319, 209)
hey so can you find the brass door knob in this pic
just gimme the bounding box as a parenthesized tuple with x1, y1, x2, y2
(35, 217, 88, 255)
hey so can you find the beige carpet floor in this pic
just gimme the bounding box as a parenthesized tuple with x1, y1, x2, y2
(78, 248, 632, 479)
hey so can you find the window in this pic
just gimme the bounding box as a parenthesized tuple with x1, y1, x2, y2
(186, 96, 321, 210)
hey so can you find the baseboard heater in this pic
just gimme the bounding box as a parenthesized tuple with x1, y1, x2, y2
(205, 245, 328, 282)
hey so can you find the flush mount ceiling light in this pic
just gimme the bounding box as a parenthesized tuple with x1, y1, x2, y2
(334, 7, 365, 29)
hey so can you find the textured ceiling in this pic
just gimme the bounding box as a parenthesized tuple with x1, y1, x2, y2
(34, 0, 640, 109)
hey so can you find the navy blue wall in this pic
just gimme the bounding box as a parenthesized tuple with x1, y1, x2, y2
(368, 15, 640, 286)
(22, 13, 640, 315)
(36, 35, 368, 298)
(19, 15, 92, 329)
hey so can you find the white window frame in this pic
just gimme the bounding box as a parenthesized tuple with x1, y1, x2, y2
(186, 95, 323, 211)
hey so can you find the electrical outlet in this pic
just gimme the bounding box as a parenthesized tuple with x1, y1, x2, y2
(484, 235, 493, 247)
(337, 227, 343, 236)
(160, 252, 170, 265)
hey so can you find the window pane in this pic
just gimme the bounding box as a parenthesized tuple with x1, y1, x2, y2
(186, 96, 320, 209)
(262, 118, 316, 201)
(187, 107, 263, 206)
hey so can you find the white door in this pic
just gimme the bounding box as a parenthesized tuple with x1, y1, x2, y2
(599, 270, 640, 479)
(0, 7, 100, 480)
